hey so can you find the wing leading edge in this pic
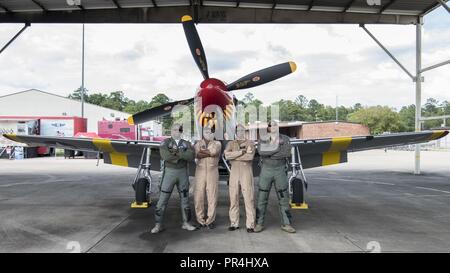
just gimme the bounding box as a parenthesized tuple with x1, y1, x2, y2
(3, 130, 448, 171)
(2, 134, 162, 169)
(290, 130, 448, 169)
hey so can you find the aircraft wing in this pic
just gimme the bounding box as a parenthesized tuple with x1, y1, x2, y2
(2, 134, 163, 170)
(290, 130, 449, 169)
(3, 130, 448, 173)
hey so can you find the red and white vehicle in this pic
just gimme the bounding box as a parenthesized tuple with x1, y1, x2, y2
(0, 116, 87, 155)
(98, 119, 164, 141)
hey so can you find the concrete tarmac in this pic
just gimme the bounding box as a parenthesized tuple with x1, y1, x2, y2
(0, 150, 449, 252)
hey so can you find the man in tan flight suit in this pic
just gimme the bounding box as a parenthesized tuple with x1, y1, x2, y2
(224, 124, 256, 233)
(194, 125, 222, 229)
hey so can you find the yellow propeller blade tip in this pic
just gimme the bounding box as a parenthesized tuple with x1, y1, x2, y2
(181, 15, 193, 22)
(127, 116, 135, 125)
(289, 61, 297, 73)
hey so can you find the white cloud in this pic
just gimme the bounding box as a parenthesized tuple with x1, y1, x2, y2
(0, 14, 449, 111)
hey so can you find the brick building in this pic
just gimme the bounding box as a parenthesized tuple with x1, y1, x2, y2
(294, 121, 370, 139)
(247, 121, 370, 140)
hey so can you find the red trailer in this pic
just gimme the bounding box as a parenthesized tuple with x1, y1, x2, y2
(98, 119, 136, 140)
(97, 119, 166, 141)
(0, 116, 87, 155)
(38, 116, 87, 155)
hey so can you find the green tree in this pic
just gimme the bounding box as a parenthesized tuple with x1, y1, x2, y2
(348, 106, 404, 134)
(67, 90, 174, 133)
(423, 98, 445, 129)
(123, 100, 150, 114)
(441, 100, 450, 127)
(399, 104, 415, 132)
(424, 98, 439, 114)
(146, 93, 172, 134)
(87, 93, 108, 106)
(318, 105, 336, 121)
(353, 103, 363, 112)
(100, 91, 127, 111)
(68, 88, 448, 135)
(337, 106, 351, 121)
(295, 95, 308, 108)
(149, 93, 170, 108)
(276, 99, 311, 121)
(68, 87, 89, 101)
(242, 92, 255, 105)
(307, 99, 323, 121)
(239, 92, 265, 121)
(241, 92, 263, 109)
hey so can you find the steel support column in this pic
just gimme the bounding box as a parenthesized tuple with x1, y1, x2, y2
(81, 24, 85, 118)
(362, 16, 449, 174)
(415, 18, 423, 175)
(361, 22, 426, 174)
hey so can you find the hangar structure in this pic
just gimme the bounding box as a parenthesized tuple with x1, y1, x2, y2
(0, 89, 131, 132)
(0, 0, 449, 174)
(0, 0, 445, 24)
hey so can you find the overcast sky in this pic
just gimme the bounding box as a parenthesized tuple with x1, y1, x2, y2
(0, 7, 449, 110)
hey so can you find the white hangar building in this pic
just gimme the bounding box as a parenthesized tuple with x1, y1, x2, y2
(0, 89, 130, 132)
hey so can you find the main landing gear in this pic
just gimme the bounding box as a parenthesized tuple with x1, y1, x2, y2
(289, 146, 309, 209)
(131, 147, 153, 208)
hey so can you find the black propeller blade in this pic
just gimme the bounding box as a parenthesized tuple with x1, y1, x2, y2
(226, 62, 297, 91)
(182, 15, 209, 80)
(128, 98, 194, 125)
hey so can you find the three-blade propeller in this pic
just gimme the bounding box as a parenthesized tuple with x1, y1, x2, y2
(128, 15, 297, 125)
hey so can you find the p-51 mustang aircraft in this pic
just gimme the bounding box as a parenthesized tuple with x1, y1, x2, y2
(3, 15, 448, 208)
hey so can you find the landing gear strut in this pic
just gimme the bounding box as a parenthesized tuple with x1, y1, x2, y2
(289, 146, 309, 209)
(131, 147, 153, 208)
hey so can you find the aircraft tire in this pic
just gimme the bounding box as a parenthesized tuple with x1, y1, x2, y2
(291, 177, 304, 204)
(135, 178, 149, 203)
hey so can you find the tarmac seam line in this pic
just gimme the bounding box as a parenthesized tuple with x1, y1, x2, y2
(85, 212, 135, 253)
(313, 177, 396, 186)
(415, 186, 450, 194)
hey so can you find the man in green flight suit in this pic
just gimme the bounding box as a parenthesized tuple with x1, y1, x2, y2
(255, 120, 296, 233)
(150, 123, 198, 234)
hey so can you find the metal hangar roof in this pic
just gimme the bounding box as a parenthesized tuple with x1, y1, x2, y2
(0, 0, 446, 24)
